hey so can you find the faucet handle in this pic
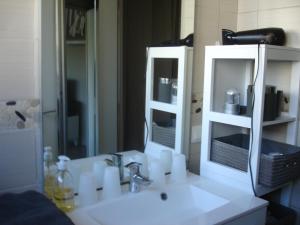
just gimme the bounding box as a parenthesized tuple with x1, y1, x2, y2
(107, 153, 124, 181)
(109, 153, 123, 164)
(125, 162, 142, 175)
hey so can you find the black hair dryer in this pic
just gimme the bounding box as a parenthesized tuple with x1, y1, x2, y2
(222, 28, 286, 46)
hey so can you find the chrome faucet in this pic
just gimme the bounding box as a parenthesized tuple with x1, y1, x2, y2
(126, 162, 152, 193)
(105, 153, 124, 181)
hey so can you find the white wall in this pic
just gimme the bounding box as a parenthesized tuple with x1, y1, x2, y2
(189, 0, 238, 172)
(0, 0, 42, 193)
(238, 0, 300, 47)
(237, 1, 300, 222)
(193, 0, 238, 94)
(181, 0, 195, 38)
(0, 0, 39, 100)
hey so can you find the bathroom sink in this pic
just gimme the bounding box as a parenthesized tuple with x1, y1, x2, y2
(87, 184, 229, 225)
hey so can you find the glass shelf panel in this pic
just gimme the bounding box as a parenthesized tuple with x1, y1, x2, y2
(152, 58, 178, 105)
(151, 109, 176, 149)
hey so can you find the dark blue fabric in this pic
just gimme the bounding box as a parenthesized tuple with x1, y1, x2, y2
(0, 191, 74, 225)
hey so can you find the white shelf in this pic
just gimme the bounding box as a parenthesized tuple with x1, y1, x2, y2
(149, 101, 177, 114)
(205, 44, 300, 61)
(201, 44, 300, 197)
(263, 115, 296, 127)
(208, 112, 251, 128)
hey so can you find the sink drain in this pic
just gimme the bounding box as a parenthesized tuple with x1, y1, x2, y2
(160, 192, 168, 201)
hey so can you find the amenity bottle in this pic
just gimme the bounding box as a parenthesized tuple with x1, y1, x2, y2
(43, 146, 56, 199)
(53, 155, 75, 212)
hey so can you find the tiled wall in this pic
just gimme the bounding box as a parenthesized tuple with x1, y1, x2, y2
(0, 99, 40, 130)
(193, 0, 238, 94)
(0, 0, 38, 100)
(0, 0, 40, 130)
(189, 0, 238, 173)
(237, 0, 300, 47)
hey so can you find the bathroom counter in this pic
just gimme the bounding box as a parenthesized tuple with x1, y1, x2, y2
(68, 174, 268, 225)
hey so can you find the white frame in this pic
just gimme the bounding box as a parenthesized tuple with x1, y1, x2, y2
(145, 46, 193, 157)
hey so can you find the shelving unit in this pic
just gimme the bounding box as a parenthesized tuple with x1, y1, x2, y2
(200, 44, 300, 197)
(144, 46, 193, 157)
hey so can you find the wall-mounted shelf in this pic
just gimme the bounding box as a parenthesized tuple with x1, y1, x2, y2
(149, 101, 177, 114)
(201, 44, 300, 198)
(208, 112, 251, 128)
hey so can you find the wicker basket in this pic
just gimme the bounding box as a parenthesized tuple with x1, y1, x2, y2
(152, 123, 175, 148)
(211, 134, 300, 187)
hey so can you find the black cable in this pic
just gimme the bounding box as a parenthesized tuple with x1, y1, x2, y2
(144, 116, 149, 151)
(249, 43, 260, 197)
(143, 48, 149, 152)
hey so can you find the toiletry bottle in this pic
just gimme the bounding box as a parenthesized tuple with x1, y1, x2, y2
(43, 146, 56, 199)
(53, 156, 75, 212)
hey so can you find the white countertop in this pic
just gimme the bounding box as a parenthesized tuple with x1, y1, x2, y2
(68, 174, 268, 225)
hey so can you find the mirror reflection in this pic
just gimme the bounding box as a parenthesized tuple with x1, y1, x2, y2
(64, 0, 97, 159)
(42, 0, 195, 160)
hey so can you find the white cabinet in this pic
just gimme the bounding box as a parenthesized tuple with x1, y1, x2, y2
(201, 44, 300, 196)
(0, 128, 42, 194)
(144, 46, 193, 157)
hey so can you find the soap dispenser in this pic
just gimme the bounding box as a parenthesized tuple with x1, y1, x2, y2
(43, 146, 56, 199)
(53, 155, 75, 212)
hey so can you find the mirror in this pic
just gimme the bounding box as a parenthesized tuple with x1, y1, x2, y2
(64, 0, 97, 159)
(41, 0, 195, 160)
(42, 0, 98, 160)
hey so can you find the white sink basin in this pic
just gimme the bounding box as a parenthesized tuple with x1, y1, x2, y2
(87, 184, 229, 225)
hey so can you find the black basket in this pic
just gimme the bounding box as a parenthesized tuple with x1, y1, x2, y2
(211, 134, 300, 187)
(152, 123, 175, 148)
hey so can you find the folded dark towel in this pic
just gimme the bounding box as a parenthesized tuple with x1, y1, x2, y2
(0, 191, 75, 225)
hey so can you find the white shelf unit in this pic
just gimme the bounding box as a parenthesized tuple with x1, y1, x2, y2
(200, 44, 300, 197)
(144, 46, 193, 157)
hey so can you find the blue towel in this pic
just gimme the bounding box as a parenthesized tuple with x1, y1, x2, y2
(0, 191, 75, 225)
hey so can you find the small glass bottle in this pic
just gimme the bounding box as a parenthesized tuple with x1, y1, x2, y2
(53, 156, 75, 212)
(43, 146, 56, 199)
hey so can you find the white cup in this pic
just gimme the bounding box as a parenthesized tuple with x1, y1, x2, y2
(134, 154, 149, 177)
(160, 150, 172, 173)
(69, 163, 82, 193)
(78, 172, 98, 207)
(149, 160, 166, 188)
(171, 154, 187, 183)
(93, 161, 107, 188)
(102, 166, 122, 200)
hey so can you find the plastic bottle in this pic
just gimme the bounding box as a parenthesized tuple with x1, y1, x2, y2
(53, 155, 75, 212)
(43, 146, 56, 199)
